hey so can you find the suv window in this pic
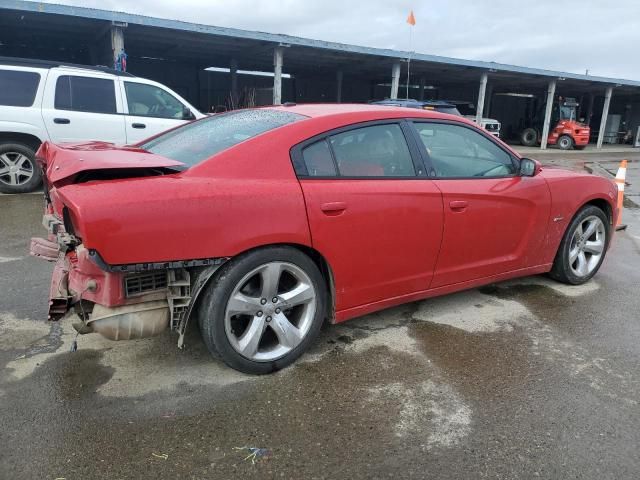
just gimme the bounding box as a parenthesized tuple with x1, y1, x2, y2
(0, 70, 41, 107)
(328, 124, 415, 177)
(124, 82, 191, 119)
(413, 122, 515, 178)
(55, 75, 117, 114)
(141, 109, 305, 166)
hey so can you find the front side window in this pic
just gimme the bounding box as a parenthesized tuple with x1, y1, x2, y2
(413, 122, 516, 178)
(141, 109, 305, 167)
(328, 124, 415, 177)
(0, 70, 41, 107)
(124, 82, 191, 119)
(55, 76, 117, 114)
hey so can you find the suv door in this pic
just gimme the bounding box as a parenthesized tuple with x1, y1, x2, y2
(411, 120, 551, 287)
(292, 121, 444, 316)
(41, 71, 126, 144)
(120, 80, 196, 144)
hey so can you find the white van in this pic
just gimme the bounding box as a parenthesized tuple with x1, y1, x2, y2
(0, 57, 204, 193)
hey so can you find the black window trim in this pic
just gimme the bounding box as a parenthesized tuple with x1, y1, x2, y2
(407, 118, 522, 180)
(54, 74, 119, 116)
(290, 119, 427, 180)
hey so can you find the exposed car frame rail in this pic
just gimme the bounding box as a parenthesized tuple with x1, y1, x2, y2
(86, 249, 229, 347)
(88, 249, 227, 273)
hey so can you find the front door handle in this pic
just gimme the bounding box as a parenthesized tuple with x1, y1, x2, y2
(320, 202, 347, 215)
(53, 118, 70, 124)
(449, 200, 468, 212)
(132, 123, 146, 129)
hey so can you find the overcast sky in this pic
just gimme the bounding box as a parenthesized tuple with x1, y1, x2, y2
(47, 0, 640, 80)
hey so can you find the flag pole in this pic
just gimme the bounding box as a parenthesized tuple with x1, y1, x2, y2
(406, 26, 411, 99)
(406, 10, 415, 99)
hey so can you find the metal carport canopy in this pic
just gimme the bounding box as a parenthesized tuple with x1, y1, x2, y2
(1, 0, 639, 94)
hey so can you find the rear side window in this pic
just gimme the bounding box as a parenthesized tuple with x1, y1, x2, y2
(141, 109, 305, 166)
(329, 124, 415, 177)
(55, 76, 117, 114)
(0, 70, 41, 107)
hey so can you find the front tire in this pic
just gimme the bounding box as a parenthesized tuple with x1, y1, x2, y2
(557, 135, 574, 150)
(0, 143, 41, 194)
(549, 205, 609, 285)
(198, 247, 327, 374)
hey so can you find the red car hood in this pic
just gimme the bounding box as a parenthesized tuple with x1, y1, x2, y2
(36, 141, 185, 186)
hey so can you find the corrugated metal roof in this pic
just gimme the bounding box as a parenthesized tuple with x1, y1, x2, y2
(1, 0, 639, 88)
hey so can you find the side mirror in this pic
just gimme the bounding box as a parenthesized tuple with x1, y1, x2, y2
(182, 107, 195, 121)
(520, 157, 541, 177)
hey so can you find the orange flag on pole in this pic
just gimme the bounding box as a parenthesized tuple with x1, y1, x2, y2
(407, 10, 416, 26)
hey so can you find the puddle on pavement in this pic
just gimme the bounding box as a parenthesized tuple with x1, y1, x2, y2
(3, 272, 640, 478)
(408, 277, 638, 407)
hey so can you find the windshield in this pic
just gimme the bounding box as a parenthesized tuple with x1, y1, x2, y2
(140, 109, 306, 166)
(559, 105, 576, 121)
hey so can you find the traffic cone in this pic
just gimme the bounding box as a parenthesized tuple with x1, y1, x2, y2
(615, 159, 627, 231)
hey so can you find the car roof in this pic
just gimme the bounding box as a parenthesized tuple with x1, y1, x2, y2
(371, 99, 456, 107)
(0, 56, 135, 77)
(269, 103, 462, 120)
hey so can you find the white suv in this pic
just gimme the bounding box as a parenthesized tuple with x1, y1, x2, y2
(0, 58, 204, 194)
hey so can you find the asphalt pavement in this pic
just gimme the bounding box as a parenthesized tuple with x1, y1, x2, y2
(1, 152, 639, 479)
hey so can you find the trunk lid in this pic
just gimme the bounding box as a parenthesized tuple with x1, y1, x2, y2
(36, 141, 186, 187)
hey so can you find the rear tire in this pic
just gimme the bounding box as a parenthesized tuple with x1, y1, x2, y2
(557, 135, 574, 150)
(520, 128, 538, 147)
(549, 205, 609, 285)
(198, 246, 327, 374)
(0, 143, 41, 194)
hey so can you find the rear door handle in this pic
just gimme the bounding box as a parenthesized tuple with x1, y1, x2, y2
(132, 123, 146, 129)
(449, 200, 468, 212)
(53, 118, 70, 124)
(320, 202, 347, 215)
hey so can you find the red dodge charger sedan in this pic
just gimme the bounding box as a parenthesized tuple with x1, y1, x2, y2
(31, 104, 618, 373)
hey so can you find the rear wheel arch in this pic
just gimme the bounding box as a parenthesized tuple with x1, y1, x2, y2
(0, 132, 43, 152)
(193, 243, 336, 325)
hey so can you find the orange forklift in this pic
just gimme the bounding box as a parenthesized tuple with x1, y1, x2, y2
(520, 96, 590, 150)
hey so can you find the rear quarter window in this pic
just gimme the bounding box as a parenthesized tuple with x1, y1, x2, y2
(0, 70, 41, 107)
(141, 109, 305, 166)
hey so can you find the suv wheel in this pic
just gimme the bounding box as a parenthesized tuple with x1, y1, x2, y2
(0, 143, 41, 194)
(198, 246, 327, 374)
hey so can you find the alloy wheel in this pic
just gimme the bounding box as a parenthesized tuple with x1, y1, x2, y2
(224, 261, 317, 362)
(0, 152, 34, 186)
(568, 215, 606, 277)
